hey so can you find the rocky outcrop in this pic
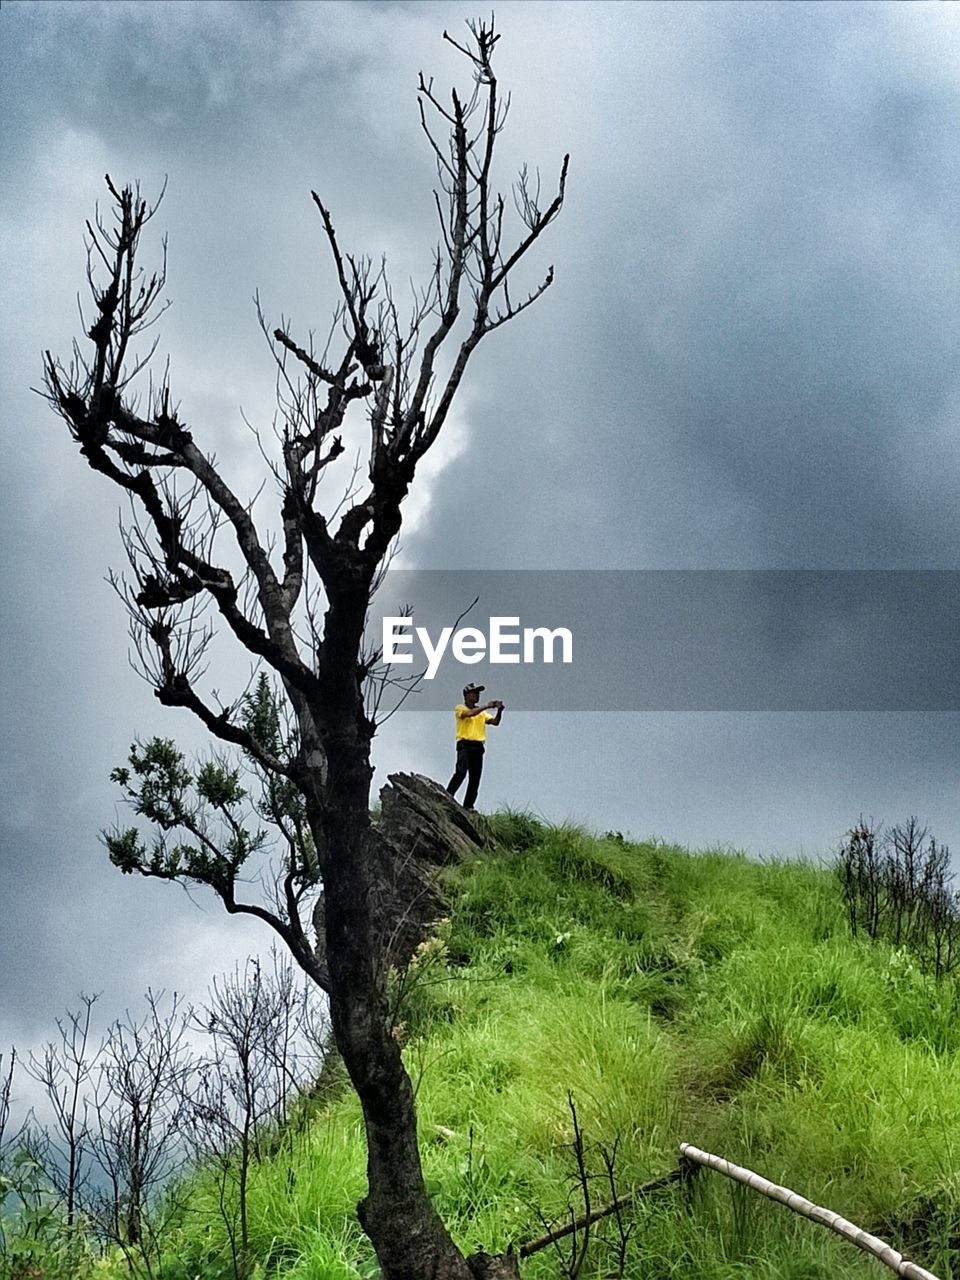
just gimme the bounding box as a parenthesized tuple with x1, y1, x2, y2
(373, 773, 491, 971)
(379, 772, 492, 866)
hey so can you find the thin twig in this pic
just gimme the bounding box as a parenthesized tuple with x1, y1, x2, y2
(519, 1167, 686, 1259)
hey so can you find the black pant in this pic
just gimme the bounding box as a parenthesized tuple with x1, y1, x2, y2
(447, 740, 484, 809)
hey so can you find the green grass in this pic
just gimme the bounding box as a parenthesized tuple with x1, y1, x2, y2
(29, 818, 960, 1278)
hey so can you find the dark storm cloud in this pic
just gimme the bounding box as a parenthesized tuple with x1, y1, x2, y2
(1, 2, 363, 164)
(406, 2, 960, 570)
(2, 1, 958, 1065)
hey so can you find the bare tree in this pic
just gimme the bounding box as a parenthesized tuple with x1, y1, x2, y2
(0, 1049, 22, 1260)
(24, 993, 100, 1228)
(0, 1053, 56, 1265)
(0, 1050, 17, 1177)
(837, 816, 959, 979)
(41, 20, 566, 1279)
(88, 992, 193, 1277)
(188, 953, 318, 1280)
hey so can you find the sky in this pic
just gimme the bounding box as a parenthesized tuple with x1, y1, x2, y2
(1, 0, 959, 1082)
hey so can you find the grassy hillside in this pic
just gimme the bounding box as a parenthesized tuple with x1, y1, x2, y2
(99, 818, 960, 1277)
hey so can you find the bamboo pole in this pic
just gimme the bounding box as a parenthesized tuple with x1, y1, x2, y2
(679, 1143, 941, 1280)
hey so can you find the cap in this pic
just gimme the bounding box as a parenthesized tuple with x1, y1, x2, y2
(463, 682, 485, 696)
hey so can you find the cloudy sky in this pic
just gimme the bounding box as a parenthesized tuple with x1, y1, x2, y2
(2, 0, 959, 1072)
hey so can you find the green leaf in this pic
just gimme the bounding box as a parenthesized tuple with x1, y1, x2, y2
(196, 760, 246, 807)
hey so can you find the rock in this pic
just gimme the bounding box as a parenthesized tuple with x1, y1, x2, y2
(373, 773, 491, 970)
(378, 773, 491, 866)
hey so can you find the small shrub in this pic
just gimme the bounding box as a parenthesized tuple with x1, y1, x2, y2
(837, 817, 960, 979)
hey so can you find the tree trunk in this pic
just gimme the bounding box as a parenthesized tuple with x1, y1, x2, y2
(318, 752, 475, 1280)
(312, 588, 519, 1280)
(308, 572, 471, 1280)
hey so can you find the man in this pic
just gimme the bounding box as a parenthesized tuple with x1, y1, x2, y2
(446, 682, 504, 812)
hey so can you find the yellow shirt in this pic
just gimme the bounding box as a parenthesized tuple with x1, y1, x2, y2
(455, 704, 493, 742)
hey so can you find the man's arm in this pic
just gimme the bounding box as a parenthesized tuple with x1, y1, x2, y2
(459, 701, 497, 719)
(486, 701, 505, 726)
